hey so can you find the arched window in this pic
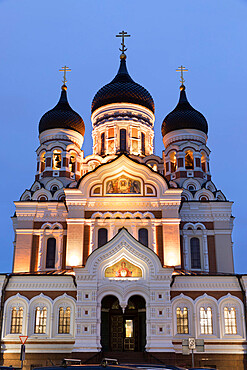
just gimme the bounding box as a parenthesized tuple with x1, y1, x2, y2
(170, 152, 177, 173)
(46, 238, 56, 268)
(190, 237, 201, 269)
(53, 150, 62, 170)
(40, 152, 45, 172)
(69, 154, 76, 173)
(138, 228, 148, 247)
(224, 307, 237, 334)
(34, 307, 47, 334)
(98, 228, 108, 248)
(200, 307, 213, 334)
(141, 132, 145, 155)
(58, 307, 71, 334)
(120, 129, 127, 152)
(10, 307, 23, 334)
(185, 150, 194, 170)
(101, 133, 105, 155)
(38, 195, 48, 201)
(176, 307, 189, 334)
(201, 153, 207, 172)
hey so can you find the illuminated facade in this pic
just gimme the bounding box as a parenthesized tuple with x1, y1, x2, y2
(1, 47, 247, 369)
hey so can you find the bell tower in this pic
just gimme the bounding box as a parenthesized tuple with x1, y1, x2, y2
(91, 32, 155, 158)
(36, 68, 85, 188)
(161, 69, 210, 188)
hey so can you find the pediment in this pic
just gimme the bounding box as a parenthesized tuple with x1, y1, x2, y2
(80, 228, 166, 281)
(76, 155, 169, 198)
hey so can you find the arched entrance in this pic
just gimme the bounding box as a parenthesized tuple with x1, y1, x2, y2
(101, 294, 146, 352)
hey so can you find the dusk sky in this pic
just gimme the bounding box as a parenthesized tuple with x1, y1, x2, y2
(0, 0, 246, 273)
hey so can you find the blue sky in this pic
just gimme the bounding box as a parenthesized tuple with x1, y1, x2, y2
(0, 0, 246, 273)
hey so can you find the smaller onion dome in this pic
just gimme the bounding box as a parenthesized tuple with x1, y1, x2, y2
(39, 85, 85, 136)
(91, 57, 155, 114)
(162, 85, 208, 136)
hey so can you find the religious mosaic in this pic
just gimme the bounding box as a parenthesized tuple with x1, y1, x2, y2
(106, 175, 141, 194)
(105, 258, 142, 278)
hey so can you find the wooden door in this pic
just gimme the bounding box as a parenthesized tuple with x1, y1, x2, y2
(111, 315, 123, 351)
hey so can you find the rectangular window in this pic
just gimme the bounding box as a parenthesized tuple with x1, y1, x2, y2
(141, 132, 145, 155)
(200, 307, 213, 334)
(10, 307, 23, 334)
(101, 133, 105, 155)
(132, 139, 138, 152)
(108, 139, 114, 152)
(108, 128, 114, 138)
(176, 307, 189, 334)
(58, 307, 71, 334)
(224, 307, 237, 334)
(120, 129, 127, 152)
(132, 128, 138, 138)
(125, 319, 133, 338)
(34, 307, 47, 334)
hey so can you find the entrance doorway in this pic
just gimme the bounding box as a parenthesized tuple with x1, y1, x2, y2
(101, 295, 146, 352)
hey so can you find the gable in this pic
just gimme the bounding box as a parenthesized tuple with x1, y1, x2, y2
(76, 155, 169, 198)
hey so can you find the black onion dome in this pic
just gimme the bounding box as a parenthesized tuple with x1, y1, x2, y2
(39, 86, 85, 136)
(91, 58, 155, 113)
(162, 85, 208, 136)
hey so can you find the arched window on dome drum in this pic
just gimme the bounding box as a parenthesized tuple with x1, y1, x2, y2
(10, 307, 23, 334)
(53, 150, 62, 170)
(46, 237, 56, 268)
(69, 154, 76, 173)
(190, 237, 201, 269)
(138, 228, 148, 247)
(101, 133, 105, 155)
(58, 307, 71, 334)
(141, 132, 145, 155)
(185, 150, 194, 170)
(170, 152, 177, 173)
(40, 152, 45, 172)
(201, 153, 207, 172)
(120, 129, 127, 152)
(98, 228, 108, 248)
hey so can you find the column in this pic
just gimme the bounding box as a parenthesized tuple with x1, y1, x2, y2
(202, 232, 209, 271)
(183, 234, 189, 270)
(66, 219, 84, 267)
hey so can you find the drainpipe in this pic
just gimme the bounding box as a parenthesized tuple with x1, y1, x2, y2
(236, 274, 247, 338)
(0, 274, 11, 364)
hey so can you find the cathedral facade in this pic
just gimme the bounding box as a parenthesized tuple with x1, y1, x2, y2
(0, 40, 246, 369)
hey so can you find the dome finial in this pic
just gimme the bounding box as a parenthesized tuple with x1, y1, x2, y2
(116, 30, 131, 60)
(176, 65, 188, 88)
(59, 65, 71, 90)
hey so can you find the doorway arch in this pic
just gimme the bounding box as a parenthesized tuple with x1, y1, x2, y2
(101, 294, 146, 352)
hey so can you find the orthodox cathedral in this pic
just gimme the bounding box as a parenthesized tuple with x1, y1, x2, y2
(0, 34, 246, 370)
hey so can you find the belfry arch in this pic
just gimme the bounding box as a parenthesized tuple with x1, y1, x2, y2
(101, 294, 146, 352)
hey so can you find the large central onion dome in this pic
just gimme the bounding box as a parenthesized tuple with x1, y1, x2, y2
(162, 85, 208, 136)
(39, 85, 85, 136)
(91, 57, 155, 113)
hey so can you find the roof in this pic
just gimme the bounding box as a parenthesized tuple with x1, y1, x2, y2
(39, 86, 85, 136)
(91, 58, 155, 113)
(162, 85, 208, 136)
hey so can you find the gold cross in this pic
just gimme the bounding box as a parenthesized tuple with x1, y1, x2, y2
(59, 65, 71, 85)
(116, 30, 131, 55)
(176, 65, 188, 85)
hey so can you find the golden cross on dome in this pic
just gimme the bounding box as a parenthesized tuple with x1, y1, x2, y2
(59, 65, 71, 85)
(116, 30, 131, 56)
(176, 65, 188, 85)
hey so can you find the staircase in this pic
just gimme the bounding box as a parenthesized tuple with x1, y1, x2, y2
(102, 351, 148, 365)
